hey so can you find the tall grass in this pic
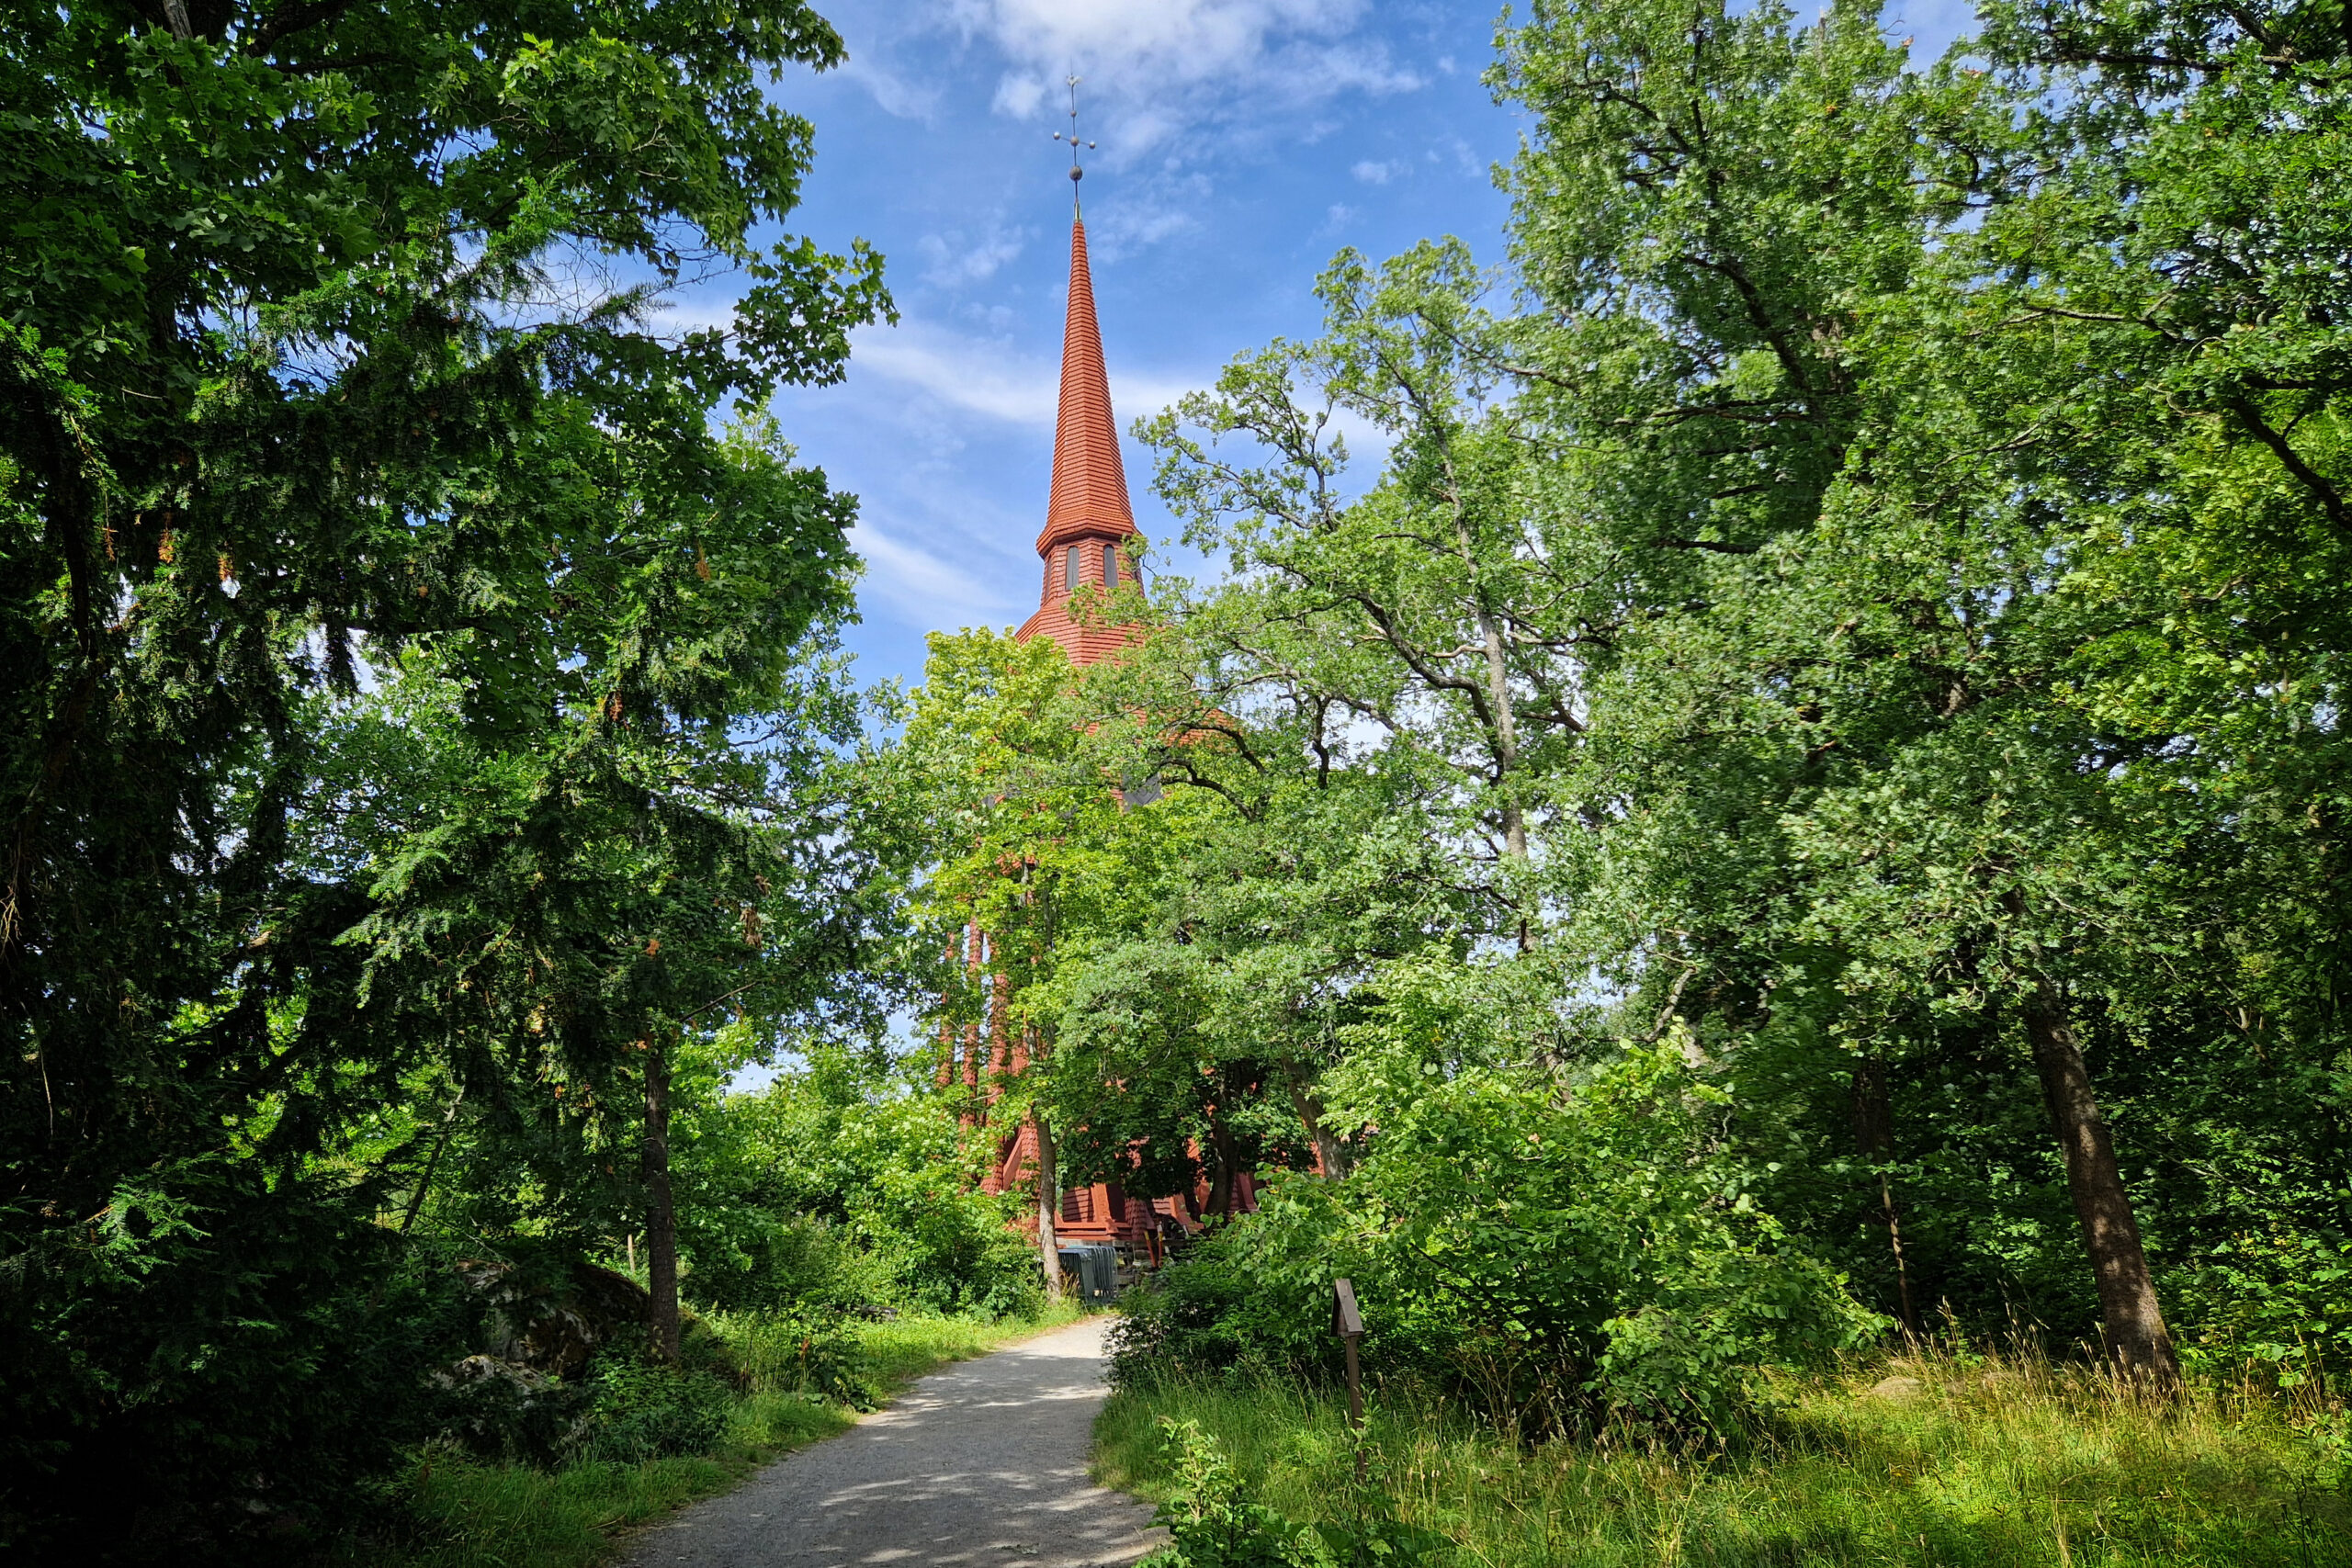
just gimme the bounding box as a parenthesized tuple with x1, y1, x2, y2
(360, 1304, 1091, 1568)
(1093, 1348, 2352, 1567)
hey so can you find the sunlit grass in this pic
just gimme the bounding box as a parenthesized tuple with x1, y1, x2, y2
(379, 1391, 849, 1568)
(1093, 1348, 2352, 1567)
(856, 1296, 1089, 1386)
(359, 1304, 1093, 1568)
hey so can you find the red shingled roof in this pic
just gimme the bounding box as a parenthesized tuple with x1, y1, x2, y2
(1017, 217, 1142, 668)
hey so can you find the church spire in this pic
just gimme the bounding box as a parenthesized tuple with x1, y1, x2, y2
(1038, 218, 1133, 555)
(1016, 204, 1141, 663)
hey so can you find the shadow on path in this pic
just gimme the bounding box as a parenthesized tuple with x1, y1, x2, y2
(617, 1319, 1162, 1568)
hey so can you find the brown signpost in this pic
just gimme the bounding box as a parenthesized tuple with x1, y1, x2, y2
(1332, 1277, 1365, 1482)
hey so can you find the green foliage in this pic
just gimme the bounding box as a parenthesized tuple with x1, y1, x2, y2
(1108, 0, 2352, 1404)
(1115, 1009, 1880, 1438)
(1142, 1418, 1301, 1568)
(1141, 1419, 1442, 1568)
(575, 1359, 734, 1466)
(706, 1309, 881, 1409)
(1100, 1357, 2352, 1568)
(674, 1053, 1043, 1320)
(1, 0, 897, 1555)
(2169, 1232, 2352, 1393)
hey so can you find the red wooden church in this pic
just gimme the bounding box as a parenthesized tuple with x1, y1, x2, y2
(932, 197, 1261, 1263)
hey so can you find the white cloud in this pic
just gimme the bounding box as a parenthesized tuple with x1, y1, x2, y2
(990, 72, 1047, 118)
(851, 320, 1058, 426)
(951, 0, 1421, 160)
(847, 317, 1203, 430)
(1089, 174, 1212, 260)
(918, 224, 1028, 287)
(838, 52, 944, 120)
(852, 516, 1026, 630)
(1351, 158, 1404, 185)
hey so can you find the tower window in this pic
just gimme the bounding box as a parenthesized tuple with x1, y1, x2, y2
(1102, 543, 1117, 587)
(1064, 545, 1080, 592)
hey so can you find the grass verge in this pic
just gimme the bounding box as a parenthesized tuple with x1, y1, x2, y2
(1093, 1349, 2352, 1567)
(368, 1303, 1089, 1568)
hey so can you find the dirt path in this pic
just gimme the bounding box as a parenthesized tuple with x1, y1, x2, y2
(616, 1318, 1163, 1568)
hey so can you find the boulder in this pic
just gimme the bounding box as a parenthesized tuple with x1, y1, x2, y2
(1867, 1374, 1927, 1403)
(454, 1258, 651, 1379)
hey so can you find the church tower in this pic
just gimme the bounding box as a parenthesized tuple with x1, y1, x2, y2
(956, 183, 1213, 1271)
(1014, 215, 1142, 666)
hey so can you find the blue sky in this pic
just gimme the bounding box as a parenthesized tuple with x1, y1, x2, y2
(729, 0, 1981, 697)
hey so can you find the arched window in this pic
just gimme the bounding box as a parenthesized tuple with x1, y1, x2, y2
(1102, 542, 1117, 587)
(1064, 544, 1080, 593)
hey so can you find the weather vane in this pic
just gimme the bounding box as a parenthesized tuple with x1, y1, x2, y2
(1051, 74, 1094, 204)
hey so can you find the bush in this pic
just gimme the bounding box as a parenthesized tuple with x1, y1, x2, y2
(0, 1161, 474, 1563)
(673, 1057, 1046, 1321)
(1113, 1018, 1882, 1439)
(576, 1358, 735, 1466)
(1140, 1418, 1442, 1568)
(2169, 1229, 2352, 1395)
(706, 1308, 881, 1409)
(686, 1214, 899, 1317)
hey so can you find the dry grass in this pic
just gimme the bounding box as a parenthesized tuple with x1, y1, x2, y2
(1093, 1348, 2352, 1567)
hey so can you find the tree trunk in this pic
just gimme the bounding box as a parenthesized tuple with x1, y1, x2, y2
(1445, 471, 1532, 949)
(1034, 1111, 1063, 1303)
(2018, 981, 2180, 1386)
(1204, 1107, 1239, 1217)
(1285, 1068, 1350, 1178)
(642, 1038, 681, 1364)
(1849, 1056, 1920, 1337)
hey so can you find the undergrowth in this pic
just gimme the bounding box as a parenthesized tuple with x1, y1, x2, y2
(360, 1303, 1087, 1568)
(1096, 1347, 2352, 1567)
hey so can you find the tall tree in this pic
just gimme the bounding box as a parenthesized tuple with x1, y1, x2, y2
(0, 0, 888, 1549)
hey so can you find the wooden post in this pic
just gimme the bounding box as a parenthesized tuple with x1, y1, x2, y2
(1332, 1277, 1365, 1483)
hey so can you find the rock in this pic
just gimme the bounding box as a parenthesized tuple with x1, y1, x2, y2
(1868, 1374, 1927, 1403)
(437, 1352, 554, 1394)
(454, 1258, 650, 1379)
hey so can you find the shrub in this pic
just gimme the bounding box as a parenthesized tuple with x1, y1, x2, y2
(2169, 1229, 2352, 1395)
(576, 1358, 735, 1465)
(1140, 1418, 1442, 1568)
(707, 1308, 881, 1409)
(686, 1214, 899, 1317)
(1114, 1019, 1882, 1438)
(0, 1161, 474, 1562)
(674, 1057, 1045, 1321)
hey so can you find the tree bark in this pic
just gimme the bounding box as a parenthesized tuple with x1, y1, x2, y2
(1204, 1106, 1239, 1217)
(1435, 458, 1535, 950)
(1034, 1111, 1063, 1303)
(1849, 1056, 1920, 1337)
(1285, 1067, 1350, 1178)
(2018, 980, 2180, 1387)
(643, 1039, 681, 1364)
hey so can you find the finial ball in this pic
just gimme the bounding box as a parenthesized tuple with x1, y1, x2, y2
(1070, 166, 1083, 181)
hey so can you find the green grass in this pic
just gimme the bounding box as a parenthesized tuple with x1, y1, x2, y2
(364, 1303, 1091, 1568)
(1093, 1349, 2352, 1567)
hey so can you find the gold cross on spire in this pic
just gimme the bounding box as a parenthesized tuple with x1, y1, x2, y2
(1051, 74, 1095, 206)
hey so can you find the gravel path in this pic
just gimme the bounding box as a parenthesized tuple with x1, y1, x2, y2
(616, 1318, 1164, 1568)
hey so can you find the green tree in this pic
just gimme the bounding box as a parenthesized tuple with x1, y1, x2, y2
(0, 0, 889, 1551)
(1129, 0, 2352, 1396)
